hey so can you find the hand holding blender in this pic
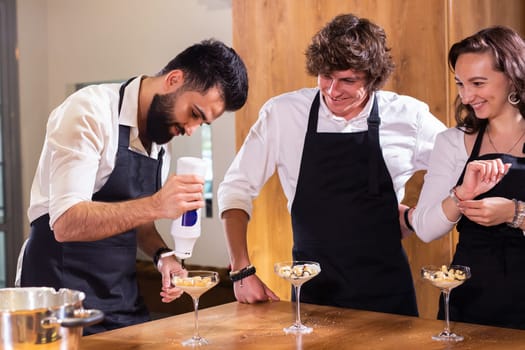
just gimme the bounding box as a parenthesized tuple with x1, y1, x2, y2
(161, 157, 207, 267)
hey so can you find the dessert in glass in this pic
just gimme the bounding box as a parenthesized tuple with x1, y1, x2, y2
(274, 261, 321, 334)
(421, 264, 471, 341)
(172, 270, 219, 346)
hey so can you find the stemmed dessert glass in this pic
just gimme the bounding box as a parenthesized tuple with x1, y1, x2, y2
(421, 264, 471, 342)
(172, 270, 219, 346)
(274, 261, 321, 334)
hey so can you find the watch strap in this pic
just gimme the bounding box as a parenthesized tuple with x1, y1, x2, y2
(229, 265, 256, 282)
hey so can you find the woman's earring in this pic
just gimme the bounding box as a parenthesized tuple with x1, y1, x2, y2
(508, 91, 521, 105)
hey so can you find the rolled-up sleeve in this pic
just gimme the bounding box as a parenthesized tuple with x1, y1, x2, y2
(46, 94, 113, 227)
(218, 100, 281, 219)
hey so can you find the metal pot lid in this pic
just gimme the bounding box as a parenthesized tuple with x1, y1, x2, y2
(0, 287, 85, 312)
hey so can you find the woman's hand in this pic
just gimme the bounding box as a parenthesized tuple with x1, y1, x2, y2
(458, 197, 515, 226)
(455, 159, 511, 200)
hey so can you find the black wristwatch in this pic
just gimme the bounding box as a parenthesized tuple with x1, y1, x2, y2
(229, 265, 256, 282)
(153, 247, 172, 267)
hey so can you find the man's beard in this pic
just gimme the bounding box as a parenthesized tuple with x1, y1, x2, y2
(146, 91, 183, 144)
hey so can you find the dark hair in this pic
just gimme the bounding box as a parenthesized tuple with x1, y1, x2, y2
(158, 39, 248, 111)
(305, 13, 395, 93)
(448, 25, 525, 133)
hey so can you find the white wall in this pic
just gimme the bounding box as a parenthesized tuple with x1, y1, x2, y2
(17, 0, 236, 267)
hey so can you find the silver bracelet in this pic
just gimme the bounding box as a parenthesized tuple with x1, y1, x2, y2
(507, 199, 525, 229)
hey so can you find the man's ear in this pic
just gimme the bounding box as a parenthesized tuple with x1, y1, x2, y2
(165, 69, 184, 91)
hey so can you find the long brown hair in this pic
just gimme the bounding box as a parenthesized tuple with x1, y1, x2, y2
(448, 26, 525, 133)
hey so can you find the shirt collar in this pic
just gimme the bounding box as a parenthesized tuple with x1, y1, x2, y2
(118, 75, 143, 128)
(118, 75, 163, 157)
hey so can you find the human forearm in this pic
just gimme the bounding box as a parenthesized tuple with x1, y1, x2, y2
(412, 178, 459, 242)
(53, 196, 164, 242)
(413, 204, 457, 243)
(442, 188, 463, 222)
(221, 208, 280, 303)
(399, 205, 414, 239)
(52, 173, 204, 242)
(136, 222, 168, 258)
(412, 184, 460, 242)
(135, 222, 185, 303)
(412, 129, 465, 241)
(221, 209, 251, 270)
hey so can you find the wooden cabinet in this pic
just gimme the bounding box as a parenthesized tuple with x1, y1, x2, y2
(232, 0, 525, 319)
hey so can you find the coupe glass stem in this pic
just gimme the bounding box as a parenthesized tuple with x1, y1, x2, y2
(442, 289, 451, 335)
(192, 297, 200, 340)
(294, 284, 302, 327)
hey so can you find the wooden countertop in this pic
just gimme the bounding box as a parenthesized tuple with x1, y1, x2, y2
(80, 301, 525, 349)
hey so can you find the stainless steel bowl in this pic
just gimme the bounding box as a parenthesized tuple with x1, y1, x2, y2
(0, 287, 104, 349)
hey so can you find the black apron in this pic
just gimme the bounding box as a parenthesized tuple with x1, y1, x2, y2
(21, 78, 164, 334)
(290, 92, 418, 316)
(441, 123, 525, 329)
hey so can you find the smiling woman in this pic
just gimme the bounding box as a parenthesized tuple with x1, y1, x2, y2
(412, 25, 525, 330)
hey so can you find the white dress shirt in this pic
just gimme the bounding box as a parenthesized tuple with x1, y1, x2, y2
(412, 127, 468, 242)
(28, 76, 170, 227)
(218, 87, 446, 217)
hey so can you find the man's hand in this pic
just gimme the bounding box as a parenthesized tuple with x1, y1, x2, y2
(154, 174, 205, 220)
(157, 255, 187, 303)
(233, 274, 280, 303)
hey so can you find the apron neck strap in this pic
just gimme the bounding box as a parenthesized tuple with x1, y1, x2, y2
(118, 77, 137, 115)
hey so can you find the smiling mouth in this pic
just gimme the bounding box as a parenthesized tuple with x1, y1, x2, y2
(470, 101, 485, 109)
(327, 95, 351, 102)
